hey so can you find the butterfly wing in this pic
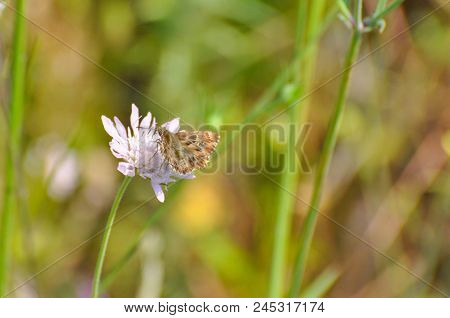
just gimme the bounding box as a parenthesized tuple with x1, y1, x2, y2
(159, 128, 219, 174)
(174, 130, 219, 174)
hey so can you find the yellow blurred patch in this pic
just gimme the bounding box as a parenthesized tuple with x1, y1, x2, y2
(170, 177, 226, 237)
(441, 131, 450, 157)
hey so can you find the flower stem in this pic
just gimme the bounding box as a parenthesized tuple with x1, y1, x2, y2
(375, 0, 388, 15)
(100, 202, 166, 293)
(371, 0, 404, 23)
(268, 0, 326, 297)
(267, 0, 308, 298)
(289, 30, 362, 297)
(91, 176, 132, 298)
(0, 0, 27, 297)
(355, 0, 364, 31)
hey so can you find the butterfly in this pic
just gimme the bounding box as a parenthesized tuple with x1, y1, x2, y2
(156, 127, 220, 175)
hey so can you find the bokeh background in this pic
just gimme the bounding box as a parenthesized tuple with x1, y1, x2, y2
(0, 0, 449, 297)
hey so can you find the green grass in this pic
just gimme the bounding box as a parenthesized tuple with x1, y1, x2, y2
(372, 0, 405, 22)
(98, 182, 182, 293)
(91, 176, 132, 297)
(289, 29, 362, 298)
(300, 265, 341, 297)
(268, 0, 327, 298)
(0, 0, 27, 297)
(288, 0, 408, 297)
(1, 0, 441, 298)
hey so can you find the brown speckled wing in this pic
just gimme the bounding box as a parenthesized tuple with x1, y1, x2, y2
(159, 128, 219, 174)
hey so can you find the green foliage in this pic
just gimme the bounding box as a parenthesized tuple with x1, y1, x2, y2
(0, 0, 448, 298)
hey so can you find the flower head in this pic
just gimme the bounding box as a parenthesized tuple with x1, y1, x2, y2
(101, 104, 194, 202)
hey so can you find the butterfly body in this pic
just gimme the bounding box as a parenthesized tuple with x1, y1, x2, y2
(156, 127, 219, 174)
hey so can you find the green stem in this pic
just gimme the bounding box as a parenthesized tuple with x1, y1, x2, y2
(299, 265, 341, 298)
(355, 0, 364, 31)
(91, 176, 132, 297)
(241, 2, 338, 127)
(371, 0, 404, 23)
(99, 200, 168, 293)
(0, 0, 27, 297)
(289, 31, 362, 297)
(99, 181, 182, 293)
(267, 0, 308, 298)
(375, 0, 388, 15)
(338, 0, 353, 24)
(268, 0, 327, 297)
(267, 146, 299, 297)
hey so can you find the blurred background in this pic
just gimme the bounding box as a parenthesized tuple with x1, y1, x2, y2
(0, 0, 449, 297)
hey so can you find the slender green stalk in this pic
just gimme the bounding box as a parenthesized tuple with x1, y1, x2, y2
(268, 0, 326, 297)
(299, 265, 341, 298)
(0, 0, 27, 297)
(267, 0, 308, 298)
(242, 2, 337, 127)
(91, 176, 132, 297)
(338, 0, 353, 23)
(355, 0, 364, 31)
(299, 0, 327, 116)
(268, 147, 299, 297)
(99, 180, 183, 293)
(289, 31, 362, 297)
(293, 0, 308, 60)
(99, 194, 172, 293)
(371, 0, 404, 23)
(375, 0, 388, 15)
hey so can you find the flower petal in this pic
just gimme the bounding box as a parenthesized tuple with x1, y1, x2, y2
(151, 182, 165, 202)
(111, 149, 126, 159)
(162, 118, 180, 133)
(150, 117, 157, 129)
(117, 162, 135, 177)
(140, 112, 152, 129)
(130, 103, 140, 135)
(109, 140, 128, 158)
(114, 116, 127, 140)
(101, 116, 121, 141)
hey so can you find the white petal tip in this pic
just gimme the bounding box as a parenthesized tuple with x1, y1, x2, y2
(151, 182, 165, 203)
(163, 118, 180, 133)
(101, 115, 110, 125)
(102, 116, 120, 139)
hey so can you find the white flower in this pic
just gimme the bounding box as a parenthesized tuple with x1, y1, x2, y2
(101, 104, 194, 202)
